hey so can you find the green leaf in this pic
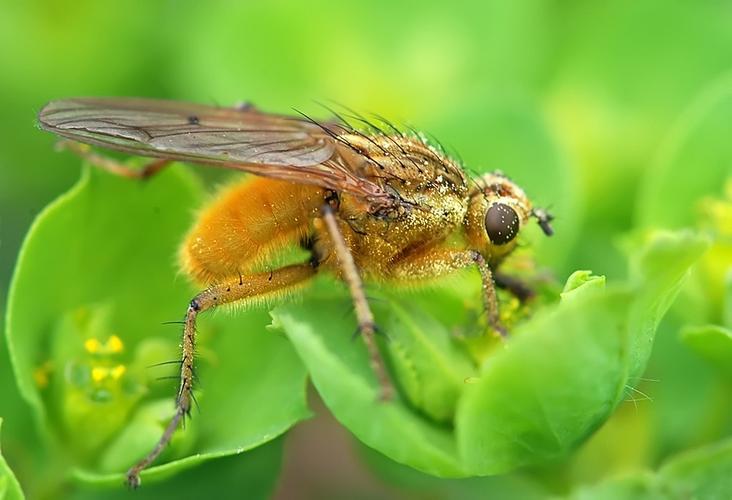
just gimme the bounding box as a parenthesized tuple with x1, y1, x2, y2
(635, 77, 732, 332)
(560, 270, 606, 302)
(0, 419, 25, 500)
(379, 298, 476, 423)
(5, 167, 309, 486)
(272, 282, 466, 477)
(457, 289, 632, 474)
(680, 324, 732, 376)
(460, 232, 704, 474)
(625, 230, 710, 382)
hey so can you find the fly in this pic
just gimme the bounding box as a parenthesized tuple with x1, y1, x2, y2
(38, 97, 554, 487)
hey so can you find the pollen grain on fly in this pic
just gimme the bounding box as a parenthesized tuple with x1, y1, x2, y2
(38, 96, 554, 487)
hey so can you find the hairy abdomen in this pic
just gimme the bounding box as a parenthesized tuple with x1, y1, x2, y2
(180, 177, 324, 285)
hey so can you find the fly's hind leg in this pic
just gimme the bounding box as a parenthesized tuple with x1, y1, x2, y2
(125, 263, 316, 488)
(320, 205, 394, 401)
(57, 140, 171, 179)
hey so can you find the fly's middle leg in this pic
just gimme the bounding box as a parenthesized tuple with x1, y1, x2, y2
(320, 204, 394, 401)
(125, 263, 315, 488)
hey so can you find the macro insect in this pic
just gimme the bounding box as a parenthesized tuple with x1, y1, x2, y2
(38, 97, 554, 487)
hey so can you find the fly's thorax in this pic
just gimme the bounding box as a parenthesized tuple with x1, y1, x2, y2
(336, 186, 467, 252)
(337, 134, 469, 199)
(464, 172, 533, 263)
(338, 133, 469, 225)
(327, 133, 470, 251)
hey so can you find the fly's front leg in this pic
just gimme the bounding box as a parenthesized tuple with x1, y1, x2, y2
(389, 248, 506, 337)
(125, 263, 315, 488)
(320, 204, 394, 401)
(471, 253, 507, 337)
(57, 140, 170, 179)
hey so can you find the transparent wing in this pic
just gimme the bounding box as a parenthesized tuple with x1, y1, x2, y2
(38, 97, 392, 204)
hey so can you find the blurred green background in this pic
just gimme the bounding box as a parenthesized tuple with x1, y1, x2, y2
(1, 1, 731, 499)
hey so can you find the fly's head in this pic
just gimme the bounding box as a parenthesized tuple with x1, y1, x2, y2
(465, 172, 553, 264)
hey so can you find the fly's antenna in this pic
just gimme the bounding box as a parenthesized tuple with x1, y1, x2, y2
(531, 207, 554, 236)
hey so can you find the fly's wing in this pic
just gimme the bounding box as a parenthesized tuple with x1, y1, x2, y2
(38, 97, 393, 206)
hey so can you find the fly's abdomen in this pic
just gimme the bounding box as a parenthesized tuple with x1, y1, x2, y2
(180, 177, 324, 285)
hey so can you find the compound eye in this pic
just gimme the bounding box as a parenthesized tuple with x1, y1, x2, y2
(485, 203, 520, 245)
